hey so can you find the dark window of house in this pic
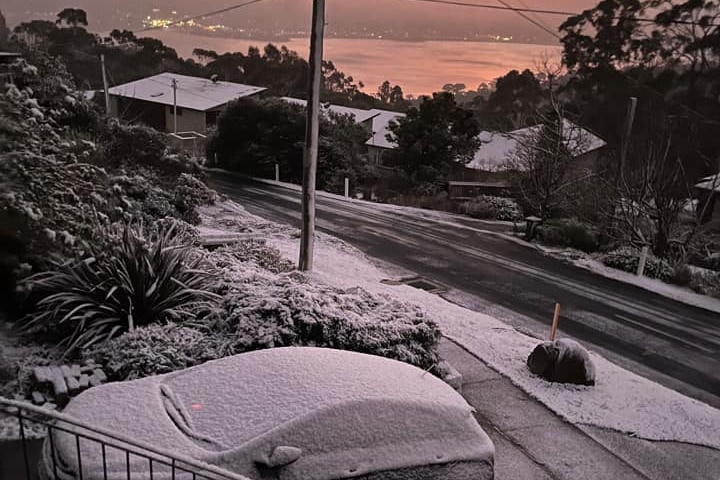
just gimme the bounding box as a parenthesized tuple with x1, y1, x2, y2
(206, 110, 220, 127)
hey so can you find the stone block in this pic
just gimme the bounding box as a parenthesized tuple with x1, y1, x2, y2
(69, 364, 81, 377)
(60, 365, 73, 378)
(78, 374, 90, 389)
(66, 376, 80, 394)
(30, 391, 45, 405)
(92, 369, 107, 383)
(41, 402, 57, 411)
(80, 364, 95, 374)
(32, 366, 52, 385)
(51, 376, 68, 404)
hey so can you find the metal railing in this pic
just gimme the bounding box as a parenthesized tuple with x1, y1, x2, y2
(0, 398, 251, 480)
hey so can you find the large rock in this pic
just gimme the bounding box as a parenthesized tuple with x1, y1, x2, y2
(527, 338, 596, 386)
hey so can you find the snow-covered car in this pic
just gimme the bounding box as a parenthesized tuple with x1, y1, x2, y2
(43, 347, 494, 480)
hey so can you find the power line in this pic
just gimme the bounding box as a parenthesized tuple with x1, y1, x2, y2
(403, 0, 720, 27)
(138, 0, 270, 32)
(440, 0, 720, 124)
(494, 0, 559, 39)
(512, 0, 554, 35)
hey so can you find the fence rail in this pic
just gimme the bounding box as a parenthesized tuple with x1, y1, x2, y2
(0, 397, 250, 480)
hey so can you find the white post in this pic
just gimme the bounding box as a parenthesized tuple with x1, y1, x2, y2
(171, 78, 178, 134)
(637, 245, 649, 277)
(344, 177, 349, 198)
(275, 163, 280, 182)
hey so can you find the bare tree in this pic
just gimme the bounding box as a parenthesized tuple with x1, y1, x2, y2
(602, 117, 717, 261)
(505, 102, 593, 220)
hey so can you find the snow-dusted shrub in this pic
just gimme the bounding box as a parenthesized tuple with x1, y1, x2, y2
(212, 241, 295, 275)
(87, 325, 226, 381)
(172, 173, 217, 224)
(540, 221, 599, 253)
(602, 247, 673, 281)
(689, 270, 720, 299)
(17, 224, 218, 355)
(101, 123, 168, 167)
(459, 195, 522, 221)
(0, 56, 217, 270)
(204, 278, 441, 371)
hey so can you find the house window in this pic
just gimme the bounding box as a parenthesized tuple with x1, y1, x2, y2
(206, 110, 220, 127)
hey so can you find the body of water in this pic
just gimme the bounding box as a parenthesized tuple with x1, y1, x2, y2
(150, 30, 561, 96)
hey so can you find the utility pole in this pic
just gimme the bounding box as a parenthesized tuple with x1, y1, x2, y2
(619, 97, 638, 181)
(100, 54, 110, 115)
(171, 78, 178, 134)
(299, 0, 325, 271)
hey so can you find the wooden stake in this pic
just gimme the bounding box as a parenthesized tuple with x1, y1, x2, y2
(550, 303, 561, 341)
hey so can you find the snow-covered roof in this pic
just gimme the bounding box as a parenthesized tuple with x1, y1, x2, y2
(108, 73, 266, 112)
(279, 97, 405, 150)
(469, 119, 606, 172)
(366, 109, 405, 150)
(280, 96, 378, 123)
(696, 173, 720, 193)
(58, 347, 493, 479)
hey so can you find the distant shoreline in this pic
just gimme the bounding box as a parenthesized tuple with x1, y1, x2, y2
(147, 28, 560, 49)
(150, 29, 563, 96)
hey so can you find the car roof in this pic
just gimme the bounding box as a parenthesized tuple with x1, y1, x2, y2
(60, 348, 493, 479)
(161, 347, 467, 446)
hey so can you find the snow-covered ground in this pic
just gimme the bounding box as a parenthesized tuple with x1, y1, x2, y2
(540, 246, 720, 315)
(201, 200, 720, 451)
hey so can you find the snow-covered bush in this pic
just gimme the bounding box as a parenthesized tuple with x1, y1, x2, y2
(211, 241, 295, 275)
(203, 275, 440, 371)
(458, 195, 523, 221)
(17, 224, 219, 355)
(0, 56, 216, 268)
(172, 173, 217, 224)
(689, 270, 720, 299)
(540, 220, 600, 253)
(602, 247, 674, 281)
(87, 325, 226, 381)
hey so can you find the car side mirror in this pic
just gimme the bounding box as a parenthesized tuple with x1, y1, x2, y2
(258, 445, 302, 468)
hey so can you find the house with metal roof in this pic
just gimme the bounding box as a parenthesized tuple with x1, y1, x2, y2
(280, 97, 405, 167)
(468, 120, 607, 173)
(108, 72, 266, 134)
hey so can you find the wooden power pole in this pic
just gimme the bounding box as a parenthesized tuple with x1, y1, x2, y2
(299, 0, 326, 271)
(619, 97, 638, 181)
(100, 54, 110, 115)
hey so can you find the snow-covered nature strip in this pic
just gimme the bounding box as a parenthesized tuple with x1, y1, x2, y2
(540, 247, 720, 315)
(270, 235, 720, 450)
(199, 201, 720, 450)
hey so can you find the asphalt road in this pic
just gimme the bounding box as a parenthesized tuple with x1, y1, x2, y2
(208, 173, 720, 408)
